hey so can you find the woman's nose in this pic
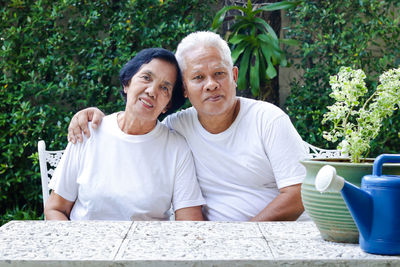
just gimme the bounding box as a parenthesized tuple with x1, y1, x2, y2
(145, 85, 156, 97)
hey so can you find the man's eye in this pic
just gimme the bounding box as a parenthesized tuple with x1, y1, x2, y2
(216, 72, 224, 76)
(142, 75, 150, 81)
(193, 75, 203, 80)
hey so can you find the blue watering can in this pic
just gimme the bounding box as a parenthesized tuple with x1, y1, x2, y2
(315, 154, 400, 255)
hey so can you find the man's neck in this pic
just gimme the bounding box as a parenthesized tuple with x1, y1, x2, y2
(198, 98, 240, 134)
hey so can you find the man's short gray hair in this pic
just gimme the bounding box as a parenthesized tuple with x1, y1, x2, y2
(175, 31, 233, 73)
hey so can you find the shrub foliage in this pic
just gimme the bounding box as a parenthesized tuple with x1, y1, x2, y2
(284, 0, 400, 154)
(0, 0, 215, 225)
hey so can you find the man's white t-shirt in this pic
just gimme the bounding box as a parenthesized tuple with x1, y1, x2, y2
(164, 97, 307, 221)
(49, 113, 205, 221)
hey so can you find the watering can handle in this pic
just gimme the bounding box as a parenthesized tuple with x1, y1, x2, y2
(373, 154, 400, 176)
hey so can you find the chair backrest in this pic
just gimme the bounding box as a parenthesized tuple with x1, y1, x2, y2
(303, 141, 343, 159)
(38, 140, 65, 210)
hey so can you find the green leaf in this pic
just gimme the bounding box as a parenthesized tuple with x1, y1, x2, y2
(254, 17, 278, 40)
(279, 54, 288, 67)
(229, 19, 253, 35)
(250, 49, 260, 97)
(238, 47, 252, 90)
(258, 51, 267, 84)
(229, 34, 248, 45)
(231, 42, 247, 64)
(256, 1, 301, 12)
(246, 0, 253, 13)
(266, 63, 277, 79)
(260, 43, 277, 79)
(258, 34, 281, 52)
(211, 5, 248, 30)
(230, 34, 258, 48)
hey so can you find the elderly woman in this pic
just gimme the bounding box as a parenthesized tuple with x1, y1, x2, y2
(44, 48, 205, 221)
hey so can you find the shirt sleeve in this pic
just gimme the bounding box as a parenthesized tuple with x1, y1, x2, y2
(263, 114, 307, 189)
(48, 141, 82, 202)
(171, 141, 206, 211)
(162, 114, 174, 130)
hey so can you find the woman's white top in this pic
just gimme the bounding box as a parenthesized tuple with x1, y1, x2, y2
(49, 113, 205, 221)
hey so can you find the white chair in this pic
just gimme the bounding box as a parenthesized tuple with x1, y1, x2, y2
(38, 140, 64, 210)
(303, 141, 343, 159)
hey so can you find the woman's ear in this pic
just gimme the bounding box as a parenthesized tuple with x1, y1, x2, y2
(183, 83, 188, 98)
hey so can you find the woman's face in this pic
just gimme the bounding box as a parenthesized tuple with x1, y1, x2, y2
(124, 58, 177, 121)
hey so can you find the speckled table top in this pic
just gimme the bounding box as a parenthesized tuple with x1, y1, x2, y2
(0, 220, 399, 266)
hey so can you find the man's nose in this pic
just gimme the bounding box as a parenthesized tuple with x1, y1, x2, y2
(205, 77, 218, 91)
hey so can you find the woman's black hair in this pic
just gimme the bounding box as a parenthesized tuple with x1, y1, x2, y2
(119, 48, 185, 117)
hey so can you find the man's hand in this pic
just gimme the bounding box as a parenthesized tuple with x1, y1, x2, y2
(67, 107, 105, 143)
(250, 183, 304, 221)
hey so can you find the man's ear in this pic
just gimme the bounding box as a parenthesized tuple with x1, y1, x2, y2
(232, 66, 239, 84)
(123, 86, 128, 94)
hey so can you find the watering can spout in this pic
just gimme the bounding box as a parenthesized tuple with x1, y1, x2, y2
(316, 165, 373, 240)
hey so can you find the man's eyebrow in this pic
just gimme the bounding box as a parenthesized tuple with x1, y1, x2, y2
(190, 65, 228, 72)
(214, 65, 229, 70)
(187, 68, 202, 74)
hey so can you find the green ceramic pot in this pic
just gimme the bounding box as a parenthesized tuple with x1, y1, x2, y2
(300, 158, 400, 243)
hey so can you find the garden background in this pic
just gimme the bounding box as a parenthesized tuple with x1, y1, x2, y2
(1, 0, 399, 225)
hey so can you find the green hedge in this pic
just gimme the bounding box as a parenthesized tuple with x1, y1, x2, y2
(284, 0, 400, 153)
(0, 0, 215, 225)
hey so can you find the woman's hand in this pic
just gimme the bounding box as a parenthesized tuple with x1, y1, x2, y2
(67, 107, 105, 143)
(44, 192, 74, 220)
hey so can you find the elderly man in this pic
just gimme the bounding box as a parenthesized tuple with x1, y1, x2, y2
(68, 31, 308, 221)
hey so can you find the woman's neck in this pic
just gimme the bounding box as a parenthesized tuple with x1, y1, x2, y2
(117, 112, 157, 135)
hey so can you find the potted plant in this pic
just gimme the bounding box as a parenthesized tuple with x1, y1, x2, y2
(300, 66, 400, 243)
(211, 0, 300, 98)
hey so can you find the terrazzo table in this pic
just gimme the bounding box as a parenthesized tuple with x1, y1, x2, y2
(1, 220, 399, 266)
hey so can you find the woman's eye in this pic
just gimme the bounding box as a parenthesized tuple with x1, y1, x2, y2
(160, 86, 171, 96)
(142, 75, 150, 81)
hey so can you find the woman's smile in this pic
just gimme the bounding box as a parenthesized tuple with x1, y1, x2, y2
(139, 97, 154, 108)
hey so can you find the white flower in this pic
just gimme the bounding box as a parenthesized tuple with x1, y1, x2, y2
(322, 66, 400, 163)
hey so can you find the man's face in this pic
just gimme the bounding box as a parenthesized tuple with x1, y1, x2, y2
(182, 46, 238, 119)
